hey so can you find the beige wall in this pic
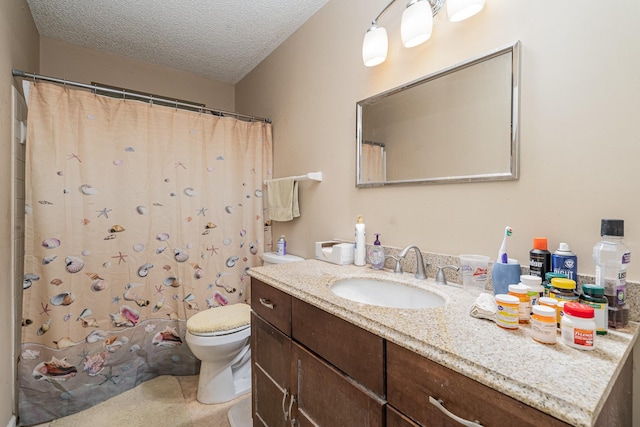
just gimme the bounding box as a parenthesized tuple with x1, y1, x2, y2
(237, 0, 640, 280)
(0, 1, 39, 424)
(237, 1, 640, 421)
(40, 37, 235, 112)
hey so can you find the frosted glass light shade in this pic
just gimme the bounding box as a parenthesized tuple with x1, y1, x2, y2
(401, 0, 433, 48)
(447, 0, 486, 22)
(362, 25, 388, 67)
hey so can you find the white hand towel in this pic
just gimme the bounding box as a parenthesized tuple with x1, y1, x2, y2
(468, 293, 497, 321)
(267, 178, 300, 221)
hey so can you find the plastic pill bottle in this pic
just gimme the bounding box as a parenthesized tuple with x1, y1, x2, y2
(531, 305, 557, 344)
(579, 284, 608, 335)
(543, 272, 567, 297)
(508, 284, 531, 323)
(549, 278, 578, 302)
(561, 302, 596, 350)
(520, 275, 544, 314)
(539, 296, 558, 310)
(495, 294, 519, 330)
(556, 301, 567, 327)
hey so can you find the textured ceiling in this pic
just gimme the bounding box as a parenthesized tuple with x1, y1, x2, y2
(26, 0, 330, 84)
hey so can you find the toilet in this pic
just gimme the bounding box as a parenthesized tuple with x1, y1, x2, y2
(188, 252, 304, 426)
(185, 303, 252, 405)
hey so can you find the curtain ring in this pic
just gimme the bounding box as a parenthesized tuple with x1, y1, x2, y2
(122, 89, 126, 102)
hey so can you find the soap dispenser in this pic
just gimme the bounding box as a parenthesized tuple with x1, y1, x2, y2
(369, 233, 385, 270)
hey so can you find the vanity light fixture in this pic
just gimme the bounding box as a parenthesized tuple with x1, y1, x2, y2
(362, 0, 486, 67)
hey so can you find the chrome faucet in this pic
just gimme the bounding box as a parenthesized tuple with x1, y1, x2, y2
(396, 245, 428, 280)
(435, 265, 459, 286)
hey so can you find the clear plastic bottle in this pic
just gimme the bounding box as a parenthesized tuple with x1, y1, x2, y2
(369, 233, 385, 270)
(593, 219, 630, 328)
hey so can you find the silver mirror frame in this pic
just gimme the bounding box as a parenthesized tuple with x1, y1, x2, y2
(356, 41, 521, 187)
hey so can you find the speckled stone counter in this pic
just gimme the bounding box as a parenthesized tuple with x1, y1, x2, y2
(248, 259, 638, 427)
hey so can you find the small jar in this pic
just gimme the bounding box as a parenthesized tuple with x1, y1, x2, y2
(495, 294, 519, 330)
(543, 272, 567, 297)
(579, 284, 608, 335)
(561, 302, 596, 350)
(531, 305, 557, 344)
(549, 278, 578, 303)
(508, 284, 531, 323)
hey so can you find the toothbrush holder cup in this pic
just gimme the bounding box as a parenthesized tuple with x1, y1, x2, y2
(491, 259, 522, 295)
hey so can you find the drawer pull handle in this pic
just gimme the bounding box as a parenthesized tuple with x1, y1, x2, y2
(288, 395, 296, 426)
(282, 389, 290, 420)
(429, 396, 483, 427)
(259, 298, 275, 309)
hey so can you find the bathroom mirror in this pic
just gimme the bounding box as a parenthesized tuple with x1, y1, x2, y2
(356, 41, 520, 186)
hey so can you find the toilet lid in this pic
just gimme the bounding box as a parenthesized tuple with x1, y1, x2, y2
(186, 303, 251, 335)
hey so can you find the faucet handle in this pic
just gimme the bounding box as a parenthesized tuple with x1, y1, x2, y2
(386, 255, 403, 274)
(435, 265, 459, 285)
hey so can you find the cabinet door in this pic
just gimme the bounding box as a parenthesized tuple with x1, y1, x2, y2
(292, 298, 384, 397)
(292, 342, 385, 427)
(252, 313, 292, 427)
(387, 342, 570, 427)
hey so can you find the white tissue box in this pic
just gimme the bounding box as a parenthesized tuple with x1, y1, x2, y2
(315, 241, 354, 265)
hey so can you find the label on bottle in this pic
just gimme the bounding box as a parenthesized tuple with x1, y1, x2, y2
(622, 252, 631, 264)
(552, 254, 578, 281)
(572, 327, 594, 347)
(531, 317, 556, 344)
(496, 304, 519, 329)
(529, 251, 551, 279)
(276, 239, 286, 256)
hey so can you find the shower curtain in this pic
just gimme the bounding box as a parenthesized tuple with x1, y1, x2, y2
(18, 82, 273, 425)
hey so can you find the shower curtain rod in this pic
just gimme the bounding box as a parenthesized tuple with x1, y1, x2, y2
(12, 69, 272, 124)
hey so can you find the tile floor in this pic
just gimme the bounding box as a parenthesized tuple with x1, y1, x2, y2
(29, 375, 249, 427)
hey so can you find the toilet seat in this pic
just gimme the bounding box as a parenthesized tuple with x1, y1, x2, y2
(188, 323, 250, 337)
(187, 303, 251, 336)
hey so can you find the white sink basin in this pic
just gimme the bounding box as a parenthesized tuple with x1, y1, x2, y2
(330, 278, 445, 309)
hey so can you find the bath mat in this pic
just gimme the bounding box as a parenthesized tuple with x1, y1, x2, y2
(50, 375, 192, 427)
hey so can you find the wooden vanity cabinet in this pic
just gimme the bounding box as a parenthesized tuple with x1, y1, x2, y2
(251, 278, 385, 427)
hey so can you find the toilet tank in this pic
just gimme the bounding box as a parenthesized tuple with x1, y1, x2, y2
(262, 252, 304, 265)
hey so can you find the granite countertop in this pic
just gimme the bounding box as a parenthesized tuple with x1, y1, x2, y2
(248, 259, 639, 427)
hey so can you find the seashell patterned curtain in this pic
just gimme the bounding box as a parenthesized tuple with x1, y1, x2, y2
(19, 82, 273, 425)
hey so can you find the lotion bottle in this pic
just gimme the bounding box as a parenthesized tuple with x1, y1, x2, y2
(354, 215, 366, 266)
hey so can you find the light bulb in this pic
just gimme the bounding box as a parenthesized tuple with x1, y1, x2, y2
(362, 25, 388, 67)
(447, 0, 486, 22)
(401, 0, 433, 48)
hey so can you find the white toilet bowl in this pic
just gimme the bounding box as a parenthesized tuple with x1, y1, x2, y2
(185, 303, 252, 404)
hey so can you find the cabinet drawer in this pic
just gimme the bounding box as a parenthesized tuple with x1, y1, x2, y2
(293, 342, 385, 427)
(387, 341, 569, 427)
(292, 298, 385, 397)
(251, 278, 292, 336)
(387, 405, 419, 427)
